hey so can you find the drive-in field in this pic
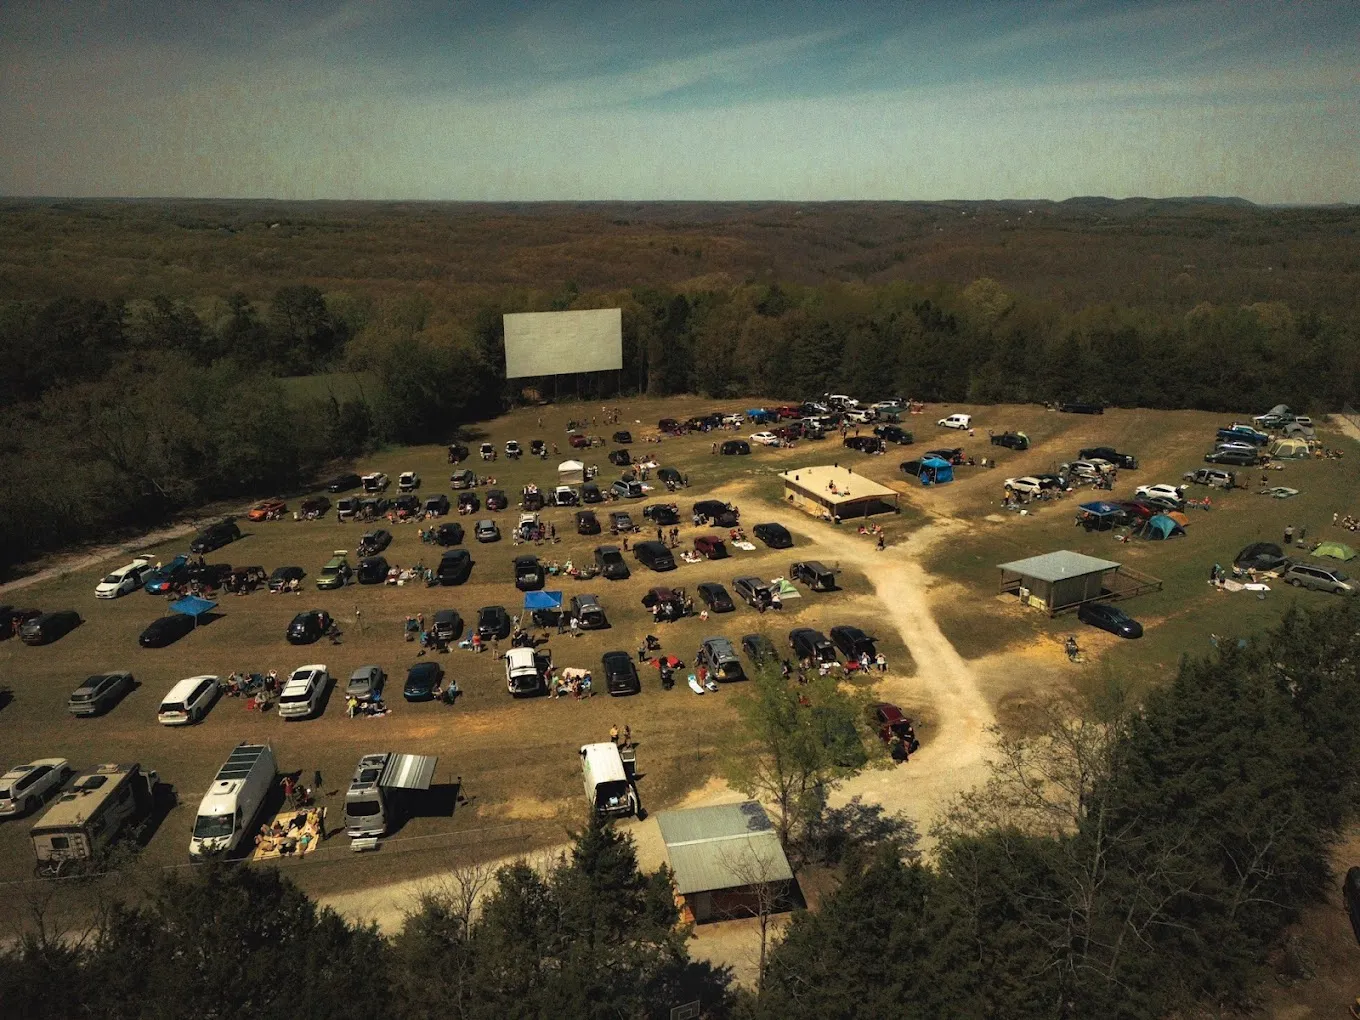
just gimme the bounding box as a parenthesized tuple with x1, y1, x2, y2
(1, 396, 1356, 927)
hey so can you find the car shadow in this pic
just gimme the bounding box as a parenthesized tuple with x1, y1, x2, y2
(132, 780, 179, 850)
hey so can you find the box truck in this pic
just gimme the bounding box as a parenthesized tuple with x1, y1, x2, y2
(189, 743, 275, 859)
(579, 743, 637, 819)
(342, 752, 439, 839)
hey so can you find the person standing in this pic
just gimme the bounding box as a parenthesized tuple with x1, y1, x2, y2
(876, 652, 887, 672)
(1284, 524, 1295, 545)
(609, 724, 619, 744)
(623, 724, 632, 747)
(877, 534, 886, 551)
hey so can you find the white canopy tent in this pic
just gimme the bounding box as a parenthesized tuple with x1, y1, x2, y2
(558, 460, 585, 485)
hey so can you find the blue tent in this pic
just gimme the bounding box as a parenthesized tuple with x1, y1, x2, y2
(1077, 501, 1124, 532)
(916, 457, 954, 486)
(1142, 514, 1185, 540)
(1079, 501, 1123, 516)
(169, 595, 217, 620)
(522, 591, 563, 610)
(746, 408, 778, 424)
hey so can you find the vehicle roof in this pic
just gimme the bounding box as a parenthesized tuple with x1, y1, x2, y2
(408, 660, 441, 677)
(163, 674, 218, 699)
(514, 554, 541, 565)
(349, 665, 381, 679)
(597, 544, 620, 553)
(698, 582, 726, 592)
(636, 540, 668, 551)
(572, 593, 600, 606)
(2, 758, 67, 779)
(434, 609, 458, 621)
(601, 650, 634, 666)
(832, 625, 868, 637)
(505, 646, 536, 666)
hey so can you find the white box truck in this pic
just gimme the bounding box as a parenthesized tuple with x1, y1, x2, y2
(342, 752, 439, 839)
(189, 743, 275, 859)
(580, 742, 637, 819)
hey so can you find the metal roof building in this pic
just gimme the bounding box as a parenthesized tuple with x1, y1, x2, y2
(656, 801, 795, 923)
(998, 550, 1160, 615)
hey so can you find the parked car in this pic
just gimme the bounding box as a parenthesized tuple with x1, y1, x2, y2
(720, 440, 751, 456)
(643, 503, 680, 526)
(608, 449, 632, 466)
(357, 556, 389, 585)
(393, 495, 421, 516)
(868, 703, 917, 753)
(601, 651, 641, 696)
(450, 469, 476, 489)
(432, 609, 463, 642)
(157, 675, 221, 725)
(0, 759, 73, 817)
(475, 519, 501, 543)
(569, 594, 608, 629)
(925, 447, 965, 465)
(609, 510, 635, 533)
(733, 576, 773, 609)
(435, 522, 464, 546)
(20, 610, 82, 645)
(830, 625, 877, 660)
(138, 613, 195, 647)
(990, 431, 1029, 450)
(142, 555, 191, 595)
(437, 549, 473, 585)
(752, 522, 792, 548)
(611, 479, 644, 499)
(68, 671, 135, 716)
(1183, 468, 1236, 488)
(458, 492, 481, 514)
(326, 473, 362, 493)
(582, 482, 603, 503)
(300, 496, 331, 518)
(477, 605, 511, 639)
(694, 536, 728, 560)
(345, 666, 386, 701)
(655, 468, 683, 488)
(1134, 484, 1186, 507)
(247, 498, 287, 522)
(568, 432, 591, 449)
(1282, 563, 1356, 595)
(697, 582, 735, 613)
(741, 633, 778, 665)
(398, 471, 421, 492)
(1079, 447, 1138, 469)
(358, 529, 392, 557)
(336, 496, 361, 521)
(575, 510, 601, 535)
(265, 565, 303, 593)
(697, 636, 745, 682)
(874, 424, 914, 444)
(634, 541, 677, 571)
(749, 431, 779, 446)
(1057, 402, 1105, 414)
(612, 430, 633, 444)
(1217, 425, 1270, 446)
(790, 628, 836, 663)
(287, 609, 334, 643)
(595, 546, 630, 580)
(1235, 542, 1291, 573)
(362, 472, 390, 493)
(505, 440, 522, 459)
(1005, 476, 1044, 495)
(278, 665, 329, 719)
(359, 497, 390, 518)
(790, 561, 836, 591)
(843, 436, 884, 453)
(937, 413, 972, 430)
(1077, 602, 1144, 637)
(424, 493, 450, 516)
(514, 555, 546, 591)
(95, 558, 151, 598)
(190, 518, 240, 554)
(1205, 448, 1261, 466)
(403, 661, 443, 701)
(693, 500, 739, 526)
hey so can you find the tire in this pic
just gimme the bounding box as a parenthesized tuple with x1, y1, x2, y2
(1290, 579, 1302, 587)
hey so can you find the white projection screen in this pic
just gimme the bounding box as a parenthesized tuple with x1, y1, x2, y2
(503, 309, 624, 379)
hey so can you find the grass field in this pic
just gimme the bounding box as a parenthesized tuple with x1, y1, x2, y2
(2, 394, 1354, 927)
(277, 371, 379, 407)
(0, 395, 915, 918)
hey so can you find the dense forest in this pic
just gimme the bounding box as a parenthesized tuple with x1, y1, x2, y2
(3, 602, 1357, 1019)
(2, 198, 1356, 571)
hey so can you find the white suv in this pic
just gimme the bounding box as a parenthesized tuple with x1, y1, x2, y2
(278, 664, 329, 720)
(1004, 476, 1043, 494)
(937, 413, 972, 430)
(95, 557, 151, 598)
(0, 758, 72, 817)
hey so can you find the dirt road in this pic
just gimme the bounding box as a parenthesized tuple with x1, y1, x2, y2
(0, 521, 205, 596)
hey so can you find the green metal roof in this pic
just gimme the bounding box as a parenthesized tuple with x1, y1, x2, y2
(997, 550, 1121, 583)
(656, 802, 794, 896)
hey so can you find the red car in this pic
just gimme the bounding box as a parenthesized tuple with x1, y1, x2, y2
(868, 702, 918, 760)
(568, 432, 591, 449)
(693, 536, 729, 560)
(776, 405, 801, 419)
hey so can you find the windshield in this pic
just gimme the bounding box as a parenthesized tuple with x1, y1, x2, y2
(193, 814, 234, 839)
(279, 689, 312, 703)
(160, 702, 185, 714)
(346, 800, 381, 817)
(0, 786, 11, 800)
(101, 573, 122, 584)
(321, 565, 339, 576)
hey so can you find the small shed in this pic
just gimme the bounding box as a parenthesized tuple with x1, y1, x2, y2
(999, 551, 1124, 614)
(779, 466, 900, 521)
(656, 801, 795, 924)
(558, 459, 585, 485)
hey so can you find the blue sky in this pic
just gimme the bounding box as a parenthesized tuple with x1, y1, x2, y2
(1, 0, 1355, 201)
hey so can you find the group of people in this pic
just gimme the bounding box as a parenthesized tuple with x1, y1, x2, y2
(549, 667, 593, 699)
(253, 806, 321, 857)
(346, 694, 389, 718)
(1333, 513, 1360, 532)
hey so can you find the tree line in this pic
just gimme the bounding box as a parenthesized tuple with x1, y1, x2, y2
(2, 602, 1357, 1018)
(3, 277, 1357, 573)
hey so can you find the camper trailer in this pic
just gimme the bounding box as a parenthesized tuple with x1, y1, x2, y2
(189, 743, 276, 859)
(579, 743, 638, 819)
(30, 763, 158, 866)
(342, 752, 439, 839)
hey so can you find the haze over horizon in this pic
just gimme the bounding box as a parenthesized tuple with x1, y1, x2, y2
(2, 0, 1356, 204)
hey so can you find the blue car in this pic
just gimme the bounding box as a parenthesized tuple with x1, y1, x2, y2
(143, 555, 190, 594)
(403, 661, 444, 701)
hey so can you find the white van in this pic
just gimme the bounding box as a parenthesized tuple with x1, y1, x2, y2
(342, 752, 438, 839)
(190, 743, 275, 858)
(579, 743, 637, 819)
(937, 413, 972, 430)
(157, 675, 221, 726)
(95, 558, 150, 599)
(505, 647, 544, 696)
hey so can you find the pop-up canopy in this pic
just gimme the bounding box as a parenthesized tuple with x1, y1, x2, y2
(169, 595, 217, 619)
(522, 590, 564, 610)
